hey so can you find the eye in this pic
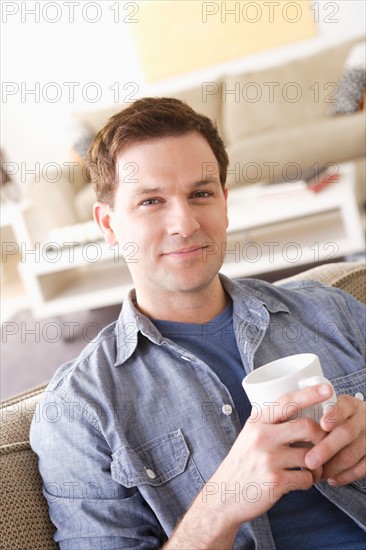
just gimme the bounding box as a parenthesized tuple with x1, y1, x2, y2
(140, 198, 161, 206)
(192, 191, 212, 199)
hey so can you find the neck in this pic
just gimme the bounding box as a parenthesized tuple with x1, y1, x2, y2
(135, 277, 229, 323)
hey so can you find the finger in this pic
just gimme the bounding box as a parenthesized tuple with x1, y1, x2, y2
(321, 433, 366, 479)
(327, 456, 366, 487)
(283, 417, 327, 447)
(311, 466, 324, 483)
(261, 469, 316, 505)
(281, 469, 315, 493)
(305, 417, 362, 471)
(320, 394, 355, 433)
(271, 384, 333, 424)
(281, 446, 324, 480)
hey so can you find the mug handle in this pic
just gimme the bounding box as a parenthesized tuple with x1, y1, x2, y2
(298, 375, 337, 419)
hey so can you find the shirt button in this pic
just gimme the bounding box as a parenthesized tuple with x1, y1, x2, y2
(222, 404, 233, 416)
(146, 468, 156, 480)
(354, 392, 364, 401)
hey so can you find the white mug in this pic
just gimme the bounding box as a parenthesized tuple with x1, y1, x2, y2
(242, 353, 337, 423)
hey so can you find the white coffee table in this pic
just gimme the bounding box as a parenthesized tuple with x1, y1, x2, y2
(222, 162, 365, 278)
(17, 163, 365, 319)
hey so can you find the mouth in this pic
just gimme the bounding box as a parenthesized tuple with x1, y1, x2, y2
(162, 245, 206, 257)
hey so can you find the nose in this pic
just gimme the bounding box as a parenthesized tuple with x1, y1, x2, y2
(166, 200, 200, 238)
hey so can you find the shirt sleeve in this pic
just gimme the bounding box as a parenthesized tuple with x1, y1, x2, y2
(320, 284, 366, 356)
(30, 390, 166, 549)
(335, 287, 366, 342)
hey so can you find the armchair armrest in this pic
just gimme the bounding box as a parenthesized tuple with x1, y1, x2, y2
(275, 261, 366, 304)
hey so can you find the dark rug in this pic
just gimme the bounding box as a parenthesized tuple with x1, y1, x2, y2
(1, 304, 122, 400)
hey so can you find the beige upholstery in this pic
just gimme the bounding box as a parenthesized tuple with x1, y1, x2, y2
(1, 262, 365, 549)
(25, 37, 366, 235)
(276, 261, 366, 303)
(0, 384, 58, 549)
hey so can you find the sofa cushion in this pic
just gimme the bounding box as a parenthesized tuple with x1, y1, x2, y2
(222, 38, 363, 143)
(72, 103, 129, 135)
(173, 83, 223, 139)
(74, 182, 97, 222)
(1, 386, 58, 549)
(72, 83, 222, 138)
(331, 42, 366, 114)
(226, 110, 366, 186)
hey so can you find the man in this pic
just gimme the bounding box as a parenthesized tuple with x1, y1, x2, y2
(31, 97, 366, 549)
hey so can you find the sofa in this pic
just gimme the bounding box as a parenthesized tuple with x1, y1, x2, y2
(1, 261, 365, 550)
(25, 37, 365, 240)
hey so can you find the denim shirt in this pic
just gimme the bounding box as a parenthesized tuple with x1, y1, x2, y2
(30, 276, 366, 549)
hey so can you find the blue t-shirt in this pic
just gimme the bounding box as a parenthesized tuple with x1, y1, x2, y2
(153, 300, 366, 549)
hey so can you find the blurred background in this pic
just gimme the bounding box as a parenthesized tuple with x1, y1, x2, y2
(1, 0, 365, 398)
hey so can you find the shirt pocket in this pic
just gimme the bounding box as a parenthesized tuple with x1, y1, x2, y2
(111, 429, 204, 528)
(331, 368, 366, 493)
(111, 429, 190, 488)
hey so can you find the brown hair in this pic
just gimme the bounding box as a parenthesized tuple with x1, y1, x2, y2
(86, 97, 228, 206)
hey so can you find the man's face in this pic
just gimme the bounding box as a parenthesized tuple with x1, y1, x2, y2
(95, 132, 228, 314)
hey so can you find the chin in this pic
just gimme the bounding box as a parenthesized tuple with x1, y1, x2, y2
(164, 270, 220, 294)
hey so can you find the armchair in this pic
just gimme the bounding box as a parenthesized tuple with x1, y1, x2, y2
(1, 262, 365, 549)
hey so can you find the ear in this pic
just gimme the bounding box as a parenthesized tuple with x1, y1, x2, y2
(93, 202, 117, 246)
(223, 185, 229, 229)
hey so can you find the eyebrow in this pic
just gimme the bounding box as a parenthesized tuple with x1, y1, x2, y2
(131, 178, 220, 197)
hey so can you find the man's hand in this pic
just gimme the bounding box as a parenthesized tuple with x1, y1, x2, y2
(165, 384, 331, 549)
(209, 384, 331, 525)
(305, 394, 366, 486)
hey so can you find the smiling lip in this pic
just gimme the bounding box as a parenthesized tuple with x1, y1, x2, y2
(163, 245, 206, 256)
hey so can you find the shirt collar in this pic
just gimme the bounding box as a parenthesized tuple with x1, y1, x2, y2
(220, 274, 290, 317)
(114, 289, 164, 366)
(114, 274, 290, 366)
